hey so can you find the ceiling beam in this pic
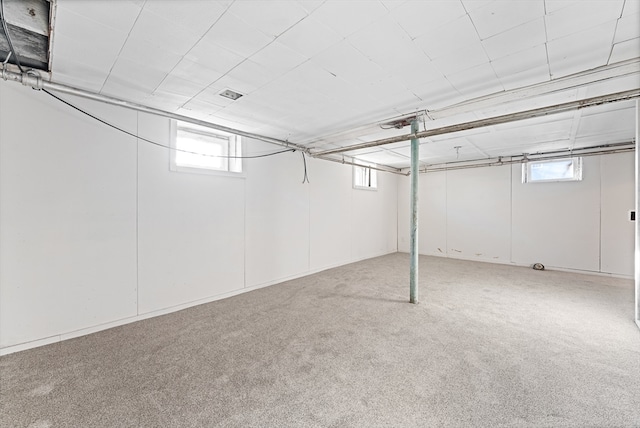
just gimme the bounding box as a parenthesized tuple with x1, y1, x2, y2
(312, 89, 640, 157)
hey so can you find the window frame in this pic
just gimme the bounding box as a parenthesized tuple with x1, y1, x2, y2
(169, 120, 244, 177)
(353, 163, 378, 190)
(522, 157, 583, 183)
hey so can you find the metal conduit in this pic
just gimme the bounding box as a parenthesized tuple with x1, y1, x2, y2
(0, 67, 308, 152)
(313, 89, 640, 157)
(313, 155, 404, 175)
(418, 145, 635, 174)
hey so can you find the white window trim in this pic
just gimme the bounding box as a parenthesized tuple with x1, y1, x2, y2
(169, 121, 245, 178)
(522, 157, 583, 183)
(353, 162, 378, 190)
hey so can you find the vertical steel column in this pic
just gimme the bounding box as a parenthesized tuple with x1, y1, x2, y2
(410, 119, 419, 304)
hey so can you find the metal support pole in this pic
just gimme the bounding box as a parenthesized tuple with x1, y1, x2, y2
(410, 119, 419, 304)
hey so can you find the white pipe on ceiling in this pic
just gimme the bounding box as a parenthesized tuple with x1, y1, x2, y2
(312, 89, 640, 157)
(0, 66, 309, 153)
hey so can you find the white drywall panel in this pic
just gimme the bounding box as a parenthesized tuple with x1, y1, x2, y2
(0, 83, 137, 348)
(397, 172, 447, 256)
(600, 152, 634, 276)
(244, 139, 310, 287)
(446, 165, 512, 262)
(511, 156, 601, 271)
(308, 158, 353, 271)
(136, 113, 245, 314)
(351, 169, 398, 260)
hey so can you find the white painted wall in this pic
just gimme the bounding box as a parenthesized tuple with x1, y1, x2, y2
(399, 152, 634, 277)
(0, 82, 397, 353)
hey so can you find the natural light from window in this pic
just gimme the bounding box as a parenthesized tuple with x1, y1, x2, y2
(172, 122, 242, 174)
(523, 158, 582, 183)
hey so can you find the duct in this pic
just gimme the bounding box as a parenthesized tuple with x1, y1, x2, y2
(312, 89, 640, 157)
(0, 66, 308, 152)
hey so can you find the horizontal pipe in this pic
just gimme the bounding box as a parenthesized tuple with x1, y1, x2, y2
(425, 58, 640, 120)
(300, 59, 640, 148)
(416, 143, 635, 174)
(0, 66, 308, 152)
(313, 89, 640, 157)
(314, 154, 406, 175)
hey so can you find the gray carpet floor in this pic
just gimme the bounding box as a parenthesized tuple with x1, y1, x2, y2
(1, 253, 639, 427)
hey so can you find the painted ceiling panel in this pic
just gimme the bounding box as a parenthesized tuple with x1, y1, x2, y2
(491, 44, 548, 79)
(169, 58, 224, 88)
(200, 11, 274, 58)
(545, 0, 624, 41)
(413, 15, 480, 60)
(276, 16, 342, 58)
(56, 0, 141, 33)
(433, 42, 490, 76)
(469, 0, 545, 39)
(143, 1, 227, 37)
(23, 0, 635, 169)
(392, 0, 466, 40)
(230, 1, 307, 38)
(481, 18, 546, 61)
(184, 39, 245, 75)
(249, 41, 308, 76)
(127, 9, 204, 56)
(615, 12, 640, 44)
(312, 0, 388, 38)
(609, 38, 640, 64)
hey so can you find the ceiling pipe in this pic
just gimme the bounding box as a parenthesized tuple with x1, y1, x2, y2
(424, 58, 640, 120)
(313, 154, 406, 175)
(312, 89, 640, 157)
(413, 142, 635, 174)
(0, 66, 309, 152)
(300, 59, 640, 149)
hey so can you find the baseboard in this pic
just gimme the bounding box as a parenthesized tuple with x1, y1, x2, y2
(0, 249, 397, 356)
(397, 251, 634, 280)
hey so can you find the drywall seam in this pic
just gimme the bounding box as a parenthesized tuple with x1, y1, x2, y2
(0, 248, 397, 356)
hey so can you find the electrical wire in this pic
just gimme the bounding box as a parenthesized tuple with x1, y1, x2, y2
(1, 8, 296, 161)
(0, 0, 23, 72)
(301, 152, 310, 183)
(43, 89, 296, 159)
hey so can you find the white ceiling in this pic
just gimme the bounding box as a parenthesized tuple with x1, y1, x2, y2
(49, 0, 640, 168)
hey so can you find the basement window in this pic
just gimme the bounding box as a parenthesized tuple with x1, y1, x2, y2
(522, 158, 582, 183)
(170, 121, 242, 175)
(353, 163, 377, 190)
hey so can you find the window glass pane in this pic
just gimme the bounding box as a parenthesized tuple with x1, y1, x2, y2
(175, 128, 228, 171)
(524, 158, 582, 183)
(353, 164, 377, 189)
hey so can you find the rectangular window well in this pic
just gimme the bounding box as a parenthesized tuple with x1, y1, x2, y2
(170, 121, 242, 175)
(522, 157, 582, 183)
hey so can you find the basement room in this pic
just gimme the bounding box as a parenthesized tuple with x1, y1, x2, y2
(1, 0, 639, 426)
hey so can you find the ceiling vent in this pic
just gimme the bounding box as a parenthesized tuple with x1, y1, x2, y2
(219, 89, 243, 101)
(0, 0, 52, 71)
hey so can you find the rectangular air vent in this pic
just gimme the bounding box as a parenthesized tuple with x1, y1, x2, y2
(219, 89, 243, 101)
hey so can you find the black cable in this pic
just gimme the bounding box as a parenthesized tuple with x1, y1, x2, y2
(301, 152, 310, 183)
(43, 89, 296, 159)
(2, 7, 296, 161)
(0, 0, 24, 72)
